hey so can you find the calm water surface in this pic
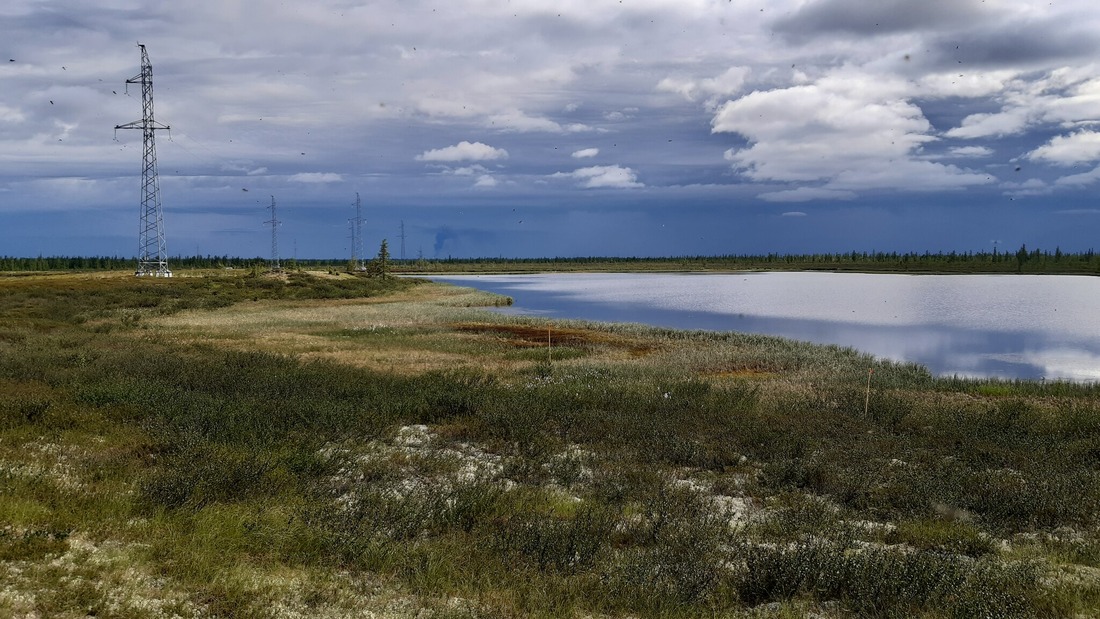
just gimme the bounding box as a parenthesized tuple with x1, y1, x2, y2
(429, 272, 1100, 381)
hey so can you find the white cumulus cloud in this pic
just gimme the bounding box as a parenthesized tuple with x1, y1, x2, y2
(0, 104, 26, 123)
(488, 110, 592, 133)
(448, 165, 490, 176)
(945, 109, 1030, 139)
(917, 71, 1016, 99)
(221, 162, 269, 176)
(416, 141, 509, 162)
(713, 68, 992, 194)
(554, 165, 643, 189)
(571, 148, 599, 159)
(715, 76, 931, 182)
(948, 146, 993, 158)
(1003, 178, 1051, 198)
(658, 67, 750, 103)
(473, 174, 499, 188)
(1028, 131, 1100, 165)
(1055, 164, 1100, 187)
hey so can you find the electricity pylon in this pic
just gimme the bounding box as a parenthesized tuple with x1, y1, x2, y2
(266, 196, 281, 271)
(399, 220, 406, 261)
(352, 192, 365, 271)
(115, 43, 171, 277)
(347, 218, 357, 268)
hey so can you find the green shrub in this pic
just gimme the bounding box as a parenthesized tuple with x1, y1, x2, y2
(137, 442, 284, 511)
(495, 502, 615, 573)
(889, 518, 995, 557)
(0, 526, 70, 561)
(734, 540, 1050, 618)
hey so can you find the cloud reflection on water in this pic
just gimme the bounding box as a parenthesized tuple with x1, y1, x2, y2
(432, 273, 1100, 381)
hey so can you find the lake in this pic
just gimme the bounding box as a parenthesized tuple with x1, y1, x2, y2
(428, 272, 1100, 382)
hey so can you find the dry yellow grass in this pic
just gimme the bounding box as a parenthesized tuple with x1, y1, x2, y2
(145, 282, 701, 376)
(146, 283, 556, 375)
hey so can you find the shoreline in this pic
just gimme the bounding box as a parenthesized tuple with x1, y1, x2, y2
(420, 273, 1100, 384)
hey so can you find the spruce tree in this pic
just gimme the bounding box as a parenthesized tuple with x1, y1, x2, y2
(376, 239, 390, 279)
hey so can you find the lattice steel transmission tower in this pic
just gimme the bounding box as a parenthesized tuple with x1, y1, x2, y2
(351, 192, 365, 271)
(347, 219, 357, 268)
(115, 43, 172, 277)
(266, 196, 281, 271)
(399, 220, 406, 261)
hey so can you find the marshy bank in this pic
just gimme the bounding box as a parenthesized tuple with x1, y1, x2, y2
(426, 272, 1100, 382)
(2, 270, 1099, 617)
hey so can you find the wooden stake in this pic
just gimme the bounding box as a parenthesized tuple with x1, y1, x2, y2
(864, 367, 874, 417)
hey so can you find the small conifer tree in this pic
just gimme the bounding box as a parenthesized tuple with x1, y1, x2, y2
(376, 239, 390, 279)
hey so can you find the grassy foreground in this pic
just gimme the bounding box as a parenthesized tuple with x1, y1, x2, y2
(2, 269, 1100, 618)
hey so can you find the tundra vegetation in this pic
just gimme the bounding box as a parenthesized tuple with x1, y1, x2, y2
(1, 268, 1099, 618)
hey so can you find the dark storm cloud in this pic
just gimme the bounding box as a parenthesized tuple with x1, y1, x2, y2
(433, 227, 456, 254)
(2, 8, 86, 32)
(4, 0, 1100, 259)
(430, 225, 501, 257)
(2, 5, 169, 40)
(925, 20, 1100, 70)
(773, 0, 988, 38)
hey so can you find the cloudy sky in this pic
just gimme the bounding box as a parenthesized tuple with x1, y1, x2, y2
(3, 0, 1100, 259)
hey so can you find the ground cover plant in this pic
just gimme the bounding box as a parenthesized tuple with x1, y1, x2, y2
(2, 268, 1100, 617)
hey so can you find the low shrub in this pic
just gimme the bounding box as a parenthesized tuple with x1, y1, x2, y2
(734, 539, 1050, 618)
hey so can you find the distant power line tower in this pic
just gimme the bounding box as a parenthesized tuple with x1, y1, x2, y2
(266, 196, 281, 271)
(347, 218, 357, 267)
(399, 220, 406, 261)
(351, 192, 365, 271)
(115, 43, 172, 277)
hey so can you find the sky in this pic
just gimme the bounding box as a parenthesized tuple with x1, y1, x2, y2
(2, 0, 1100, 259)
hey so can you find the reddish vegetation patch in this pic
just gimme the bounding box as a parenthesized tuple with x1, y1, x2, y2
(450, 322, 653, 356)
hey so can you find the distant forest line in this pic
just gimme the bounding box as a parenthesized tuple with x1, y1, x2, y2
(2, 245, 1100, 274)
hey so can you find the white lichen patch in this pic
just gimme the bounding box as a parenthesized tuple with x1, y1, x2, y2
(0, 527, 491, 619)
(543, 444, 595, 487)
(1, 440, 86, 492)
(846, 519, 898, 535)
(394, 424, 432, 448)
(0, 582, 36, 619)
(1047, 563, 1100, 591)
(714, 495, 755, 525)
(223, 567, 437, 619)
(0, 533, 205, 618)
(324, 424, 510, 509)
(671, 474, 759, 526)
